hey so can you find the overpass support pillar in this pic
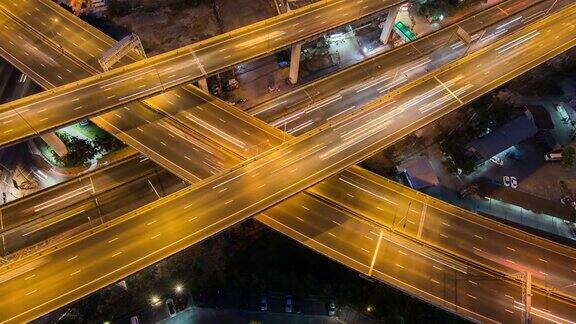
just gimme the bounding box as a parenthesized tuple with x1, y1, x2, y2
(198, 78, 209, 93)
(289, 42, 302, 85)
(41, 133, 68, 157)
(0, 60, 14, 99)
(522, 272, 532, 324)
(380, 5, 400, 44)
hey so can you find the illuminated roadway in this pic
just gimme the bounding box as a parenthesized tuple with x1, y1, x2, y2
(1, 0, 576, 314)
(0, 0, 572, 322)
(0, 5, 576, 322)
(0, 0, 285, 180)
(0, 0, 564, 203)
(250, 0, 570, 134)
(0, 3, 520, 322)
(0, 154, 186, 256)
(0, 0, 566, 179)
(1, 0, 572, 291)
(0, 8, 265, 182)
(1, 0, 576, 308)
(143, 0, 553, 150)
(122, 0, 576, 301)
(0, 0, 405, 146)
(0, 0, 562, 177)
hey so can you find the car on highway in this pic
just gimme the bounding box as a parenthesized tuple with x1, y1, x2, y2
(285, 295, 293, 313)
(260, 296, 268, 311)
(166, 298, 177, 318)
(503, 175, 511, 187)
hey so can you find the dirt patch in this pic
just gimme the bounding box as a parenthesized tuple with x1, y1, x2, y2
(110, 1, 220, 56)
(108, 0, 278, 56)
(215, 0, 277, 32)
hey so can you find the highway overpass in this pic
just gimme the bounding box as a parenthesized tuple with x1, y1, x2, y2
(3, 0, 576, 304)
(0, 0, 562, 181)
(0, 0, 405, 147)
(1, 5, 576, 322)
(2, 0, 570, 290)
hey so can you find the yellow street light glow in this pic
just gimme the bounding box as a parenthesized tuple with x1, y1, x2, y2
(150, 295, 161, 306)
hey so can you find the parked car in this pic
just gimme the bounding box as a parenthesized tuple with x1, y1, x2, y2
(561, 196, 574, 205)
(560, 196, 576, 209)
(510, 176, 518, 189)
(328, 298, 336, 316)
(545, 152, 563, 161)
(260, 296, 268, 311)
(490, 156, 503, 165)
(502, 175, 511, 187)
(285, 295, 293, 313)
(166, 298, 177, 318)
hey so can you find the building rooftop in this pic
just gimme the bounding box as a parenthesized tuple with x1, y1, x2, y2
(397, 155, 439, 189)
(466, 114, 538, 162)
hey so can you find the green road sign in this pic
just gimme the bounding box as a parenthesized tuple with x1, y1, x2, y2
(394, 21, 417, 42)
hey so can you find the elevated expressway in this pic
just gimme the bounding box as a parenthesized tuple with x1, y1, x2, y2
(0, 0, 562, 175)
(0, 0, 552, 258)
(7, 0, 573, 300)
(0, 154, 186, 256)
(0, 0, 569, 290)
(1, 3, 576, 322)
(0, 0, 405, 147)
(140, 0, 576, 304)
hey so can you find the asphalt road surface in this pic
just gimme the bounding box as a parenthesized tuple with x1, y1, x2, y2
(0, 0, 404, 146)
(0, 5, 575, 322)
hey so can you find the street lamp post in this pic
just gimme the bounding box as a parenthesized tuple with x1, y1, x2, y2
(174, 283, 183, 294)
(391, 203, 399, 229)
(150, 295, 161, 307)
(546, 0, 560, 15)
(50, 18, 59, 43)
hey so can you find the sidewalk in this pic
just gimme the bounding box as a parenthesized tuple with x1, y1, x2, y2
(157, 306, 350, 324)
(422, 185, 576, 242)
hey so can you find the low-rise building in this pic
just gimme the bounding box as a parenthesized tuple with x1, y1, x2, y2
(55, 0, 107, 17)
(466, 114, 539, 164)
